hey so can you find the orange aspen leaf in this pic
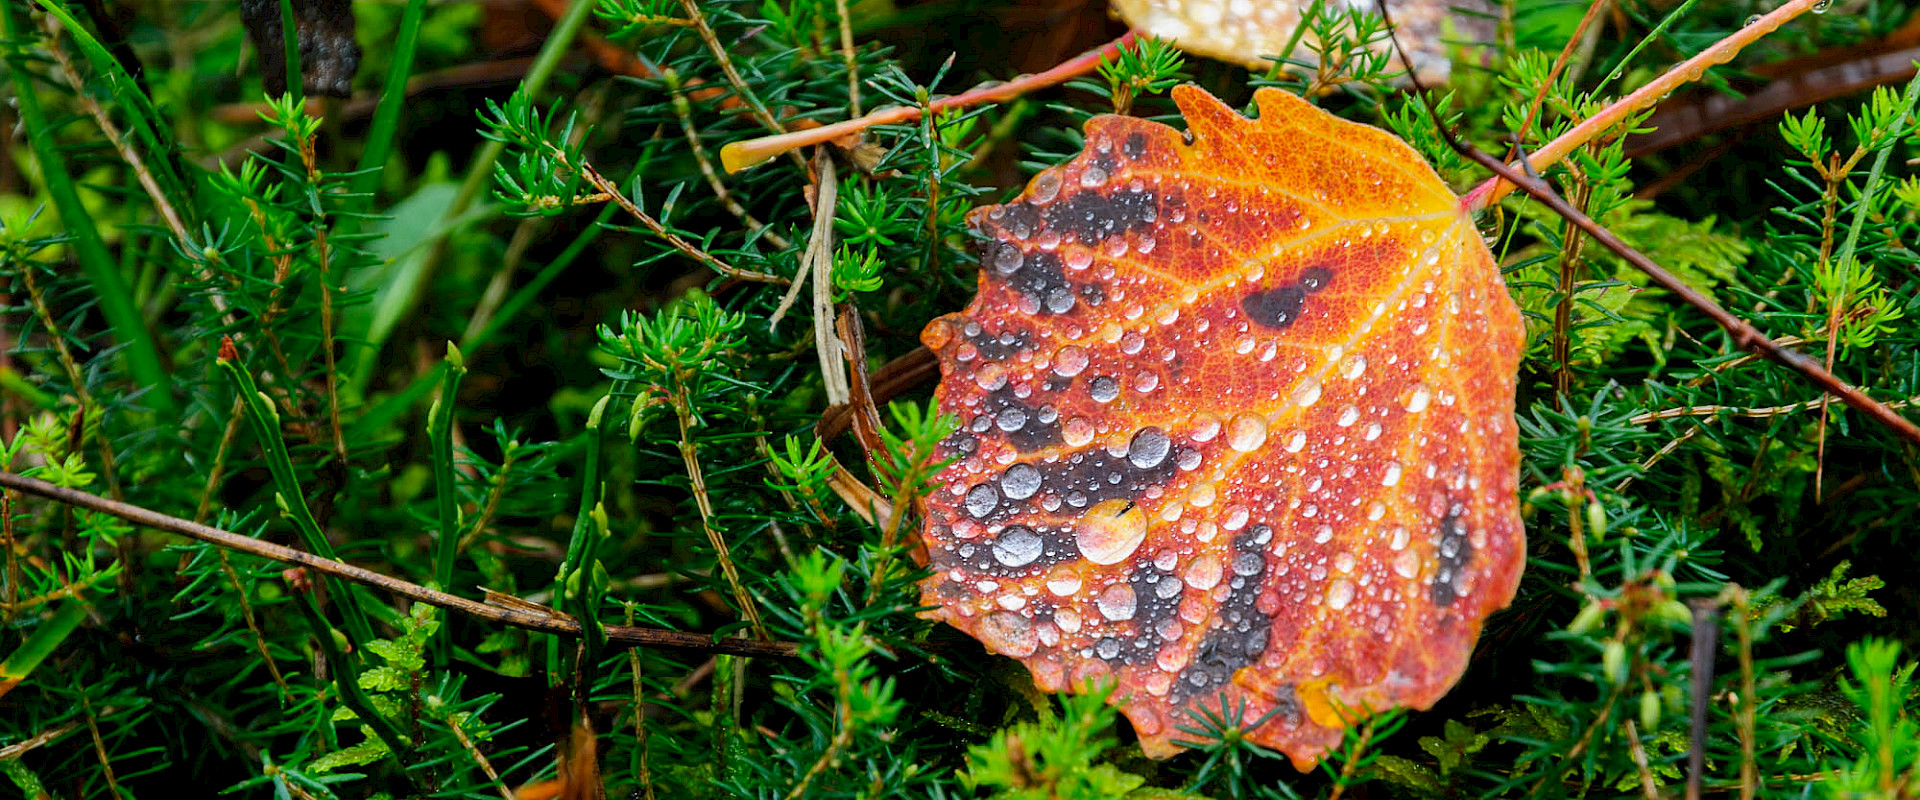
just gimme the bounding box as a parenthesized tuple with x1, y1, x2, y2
(917, 85, 1523, 769)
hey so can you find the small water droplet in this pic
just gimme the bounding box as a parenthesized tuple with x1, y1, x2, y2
(1096, 583, 1137, 621)
(965, 484, 999, 518)
(1090, 376, 1120, 403)
(1389, 525, 1410, 551)
(993, 244, 1024, 274)
(1030, 171, 1062, 203)
(1222, 505, 1250, 531)
(1187, 481, 1217, 508)
(1001, 463, 1042, 500)
(1336, 405, 1359, 427)
(1811, 0, 1831, 12)
(974, 363, 1007, 391)
(1744, 13, 1762, 26)
(1184, 554, 1223, 590)
(1189, 412, 1221, 442)
(1047, 568, 1083, 597)
(991, 526, 1042, 567)
(1054, 345, 1089, 377)
(997, 406, 1028, 432)
(1342, 354, 1366, 379)
(1132, 371, 1160, 393)
(1056, 607, 1083, 632)
(1381, 462, 1403, 487)
(1284, 430, 1308, 453)
(1406, 385, 1432, 413)
(1393, 548, 1420, 579)
(1063, 417, 1096, 446)
(1231, 551, 1264, 577)
(1080, 166, 1109, 188)
(1362, 422, 1383, 441)
(1226, 413, 1269, 452)
(1292, 376, 1322, 407)
(1128, 427, 1171, 469)
(1326, 579, 1355, 610)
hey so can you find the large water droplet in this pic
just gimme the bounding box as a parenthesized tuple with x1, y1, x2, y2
(992, 526, 1043, 567)
(1096, 583, 1137, 621)
(1090, 376, 1120, 403)
(1326, 579, 1355, 610)
(1001, 463, 1042, 500)
(1292, 376, 1322, 407)
(993, 244, 1024, 274)
(1336, 405, 1359, 427)
(996, 406, 1028, 432)
(1128, 426, 1171, 469)
(1056, 607, 1083, 632)
(1184, 554, 1223, 590)
(1226, 412, 1269, 452)
(1080, 166, 1109, 188)
(1047, 567, 1083, 596)
(1063, 417, 1096, 446)
(1231, 551, 1264, 577)
(1030, 171, 1062, 203)
(1076, 498, 1149, 565)
(1406, 385, 1432, 413)
(1053, 345, 1089, 377)
(974, 363, 1007, 391)
(978, 611, 1038, 657)
(965, 483, 999, 518)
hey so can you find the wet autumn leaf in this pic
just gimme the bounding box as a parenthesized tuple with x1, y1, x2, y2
(1109, 0, 1492, 83)
(917, 86, 1524, 769)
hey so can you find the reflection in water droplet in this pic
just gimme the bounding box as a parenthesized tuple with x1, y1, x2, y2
(992, 526, 1043, 567)
(1231, 551, 1264, 577)
(1362, 422, 1383, 441)
(1076, 498, 1149, 565)
(1001, 463, 1042, 500)
(1129, 427, 1171, 469)
(1096, 583, 1137, 621)
(996, 406, 1028, 432)
(1388, 525, 1410, 550)
(1393, 548, 1420, 579)
(1056, 607, 1082, 632)
(1189, 412, 1221, 442)
(1227, 413, 1269, 452)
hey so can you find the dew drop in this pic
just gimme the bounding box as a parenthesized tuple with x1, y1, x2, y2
(1030, 171, 1062, 203)
(1054, 345, 1089, 377)
(1392, 548, 1420, 579)
(1381, 462, 1403, 487)
(1342, 354, 1366, 379)
(1812, 0, 1831, 12)
(1187, 482, 1217, 508)
(1231, 551, 1264, 577)
(978, 611, 1038, 657)
(1080, 166, 1109, 188)
(965, 483, 999, 518)
(1226, 413, 1269, 452)
(1001, 463, 1042, 500)
(1292, 376, 1322, 407)
(1096, 583, 1138, 621)
(1184, 553, 1224, 590)
(1128, 426, 1172, 469)
(1090, 376, 1120, 403)
(1313, 525, 1333, 543)
(1133, 371, 1160, 393)
(1189, 412, 1222, 442)
(1388, 525, 1410, 551)
(1744, 13, 1762, 26)
(997, 406, 1028, 432)
(975, 363, 1008, 391)
(1056, 607, 1083, 632)
(1063, 417, 1096, 446)
(1284, 430, 1308, 453)
(1406, 385, 1432, 413)
(993, 244, 1024, 274)
(1047, 569, 1084, 597)
(1076, 498, 1149, 565)
(1326, 579, 1355, 610)
(992, 526, 1043, 567)
(1336, 405, 1359, 427)
(1362, 422, 1383, 441)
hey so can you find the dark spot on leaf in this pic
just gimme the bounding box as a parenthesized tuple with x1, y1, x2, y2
(1043, 187, 1158, 244)
(1431, 506, 1474, 608)
(1243, 267, 1334, 330)
(1172, 526, 1276, 704)
(1124, 132, 1148, 159)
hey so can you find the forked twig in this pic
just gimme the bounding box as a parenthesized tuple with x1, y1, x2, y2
(0, 471, 798, 659)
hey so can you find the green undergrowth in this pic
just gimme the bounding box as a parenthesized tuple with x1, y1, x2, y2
(2, 0, 1919, 797)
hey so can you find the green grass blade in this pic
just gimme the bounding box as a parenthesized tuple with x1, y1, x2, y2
(2, 3, 173, 415)
(0, 599, 88, 699)
(351, 0, 430, 205)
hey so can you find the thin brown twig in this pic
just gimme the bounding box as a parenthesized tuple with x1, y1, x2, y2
(570, 156, 788, 285)
(675, 0, 787, 137)
(80, 695, 123, 800)
(665, 68, 788, 249)
(0, 470, 799, 658)
(666, 389, 771, 640)
(1623, 719, 1661, 800)
(1448, 137, 1920, 446)
(1507, 0, 1613, 159)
